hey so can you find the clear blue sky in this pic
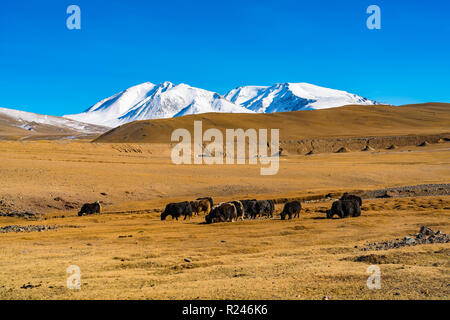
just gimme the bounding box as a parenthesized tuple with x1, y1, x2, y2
(0, 0, 449, 116)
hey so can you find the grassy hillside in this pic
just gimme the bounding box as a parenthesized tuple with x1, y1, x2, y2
(94, 103, 450, 143)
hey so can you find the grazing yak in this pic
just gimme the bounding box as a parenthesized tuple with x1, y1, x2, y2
(190, 199, 211, 216)
(268, 200, 275, 217)
(205, 203, 237, 224)
(240, 199, 257, 219)
(161, 201, 193, 221)
(280, 201, 302, 220)
(230, 200, 244, 220)
(196, 197, 213, 209)
(255, 200, 274, 218)
(340, 193, 363, 206)
(239, 199, 274, 219)
(326, 199, 361, 219)
(78, 201, 101, 216)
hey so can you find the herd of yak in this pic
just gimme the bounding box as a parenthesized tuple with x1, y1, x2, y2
(77, 194, 362, 223)
(158, 193, 362, 224)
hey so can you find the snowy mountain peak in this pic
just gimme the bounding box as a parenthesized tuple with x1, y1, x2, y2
(224, 82, 378, 113)
(154, 81, 175, 92)
(84, 82, 156, 116)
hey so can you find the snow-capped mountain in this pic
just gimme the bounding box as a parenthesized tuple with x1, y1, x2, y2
(0, 107, 108, 134)
(64, 82, 254, 127)
(224, 86, 268, 106)
(224, 82, 378, 113)
(64, 81, 378, 127)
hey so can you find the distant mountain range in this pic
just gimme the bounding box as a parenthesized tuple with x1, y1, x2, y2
(64, 82, 379, 127)
(0, 107, 108, 139)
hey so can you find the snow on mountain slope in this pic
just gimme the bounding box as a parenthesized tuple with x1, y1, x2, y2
(224, 86, 268, 106)
(64, 82, 157, 127)
(65, 82, 254, 127)
(65, 81, 378, 128)
(225, 82, 378, 113)
(0, 107, 108, 134)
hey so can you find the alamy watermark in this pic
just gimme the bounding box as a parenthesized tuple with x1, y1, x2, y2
(66, 5, 81, 30)
(171, 121, 280, 175)
(66, 265, 81, 290)
(366, 265, 381, 290)
(66, 5, 380, 31)
(366, 5, 381, 30)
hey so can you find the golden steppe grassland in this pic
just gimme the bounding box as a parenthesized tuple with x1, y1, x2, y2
(0, 104, 449, 299)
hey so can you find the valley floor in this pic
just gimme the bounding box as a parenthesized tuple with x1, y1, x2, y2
(0, 140, 449, 299)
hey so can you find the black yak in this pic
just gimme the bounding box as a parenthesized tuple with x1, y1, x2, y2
(230, 200, 245, 220)
(78, 201, 101, 216)
(161, 201, 193, 221)
(255, 200, 274, 218)
(240, 199, 257, 219)
(326, 200, 361, 219)
(205, 203, 237, 224)
(280, 201, 302, 220)
(340, 193, 363, 206)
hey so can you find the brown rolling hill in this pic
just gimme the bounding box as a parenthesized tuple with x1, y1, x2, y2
(94, 103, 450, 145)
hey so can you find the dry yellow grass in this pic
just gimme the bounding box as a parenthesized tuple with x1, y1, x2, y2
(0, 139, 448, 299)
(0, 197, 448, 300)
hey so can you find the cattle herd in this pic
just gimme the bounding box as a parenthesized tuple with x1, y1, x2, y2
(76, 193, 362, 223)
(157, 193, 362, 224)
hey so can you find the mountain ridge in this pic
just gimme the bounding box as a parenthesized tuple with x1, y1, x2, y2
(64, 81, 379, 127)
(224, 82, 378, 113)
(0, 107, 109, 140)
